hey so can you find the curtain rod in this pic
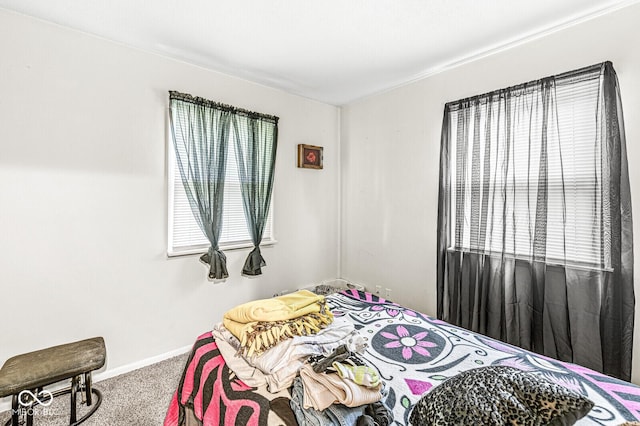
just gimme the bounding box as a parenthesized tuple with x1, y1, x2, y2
(169, 91, 279, 123)
(444, 61, 610, 109)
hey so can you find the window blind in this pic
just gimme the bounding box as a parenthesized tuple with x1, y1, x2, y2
(168, 129, 274, 256)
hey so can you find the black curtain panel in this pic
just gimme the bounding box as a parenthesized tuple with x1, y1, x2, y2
(436, 62, 634, 380)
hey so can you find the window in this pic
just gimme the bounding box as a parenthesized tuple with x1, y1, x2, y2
(167, 129, 274, 256)
(447, 72, 606, 269)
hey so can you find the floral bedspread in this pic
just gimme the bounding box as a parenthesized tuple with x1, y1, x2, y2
(330, 289, 640, 425)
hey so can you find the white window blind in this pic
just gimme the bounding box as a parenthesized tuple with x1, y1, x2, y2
(449, 73, 606, 268)
(168, 130, 274, 256)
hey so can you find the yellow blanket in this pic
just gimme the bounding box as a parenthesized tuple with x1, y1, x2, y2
(223, 290, 334, 357)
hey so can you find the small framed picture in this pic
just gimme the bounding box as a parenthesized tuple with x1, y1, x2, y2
(297, 144, 323, 169)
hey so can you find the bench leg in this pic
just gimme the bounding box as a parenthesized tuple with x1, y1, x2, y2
(70, 375, 79, 424)
(42, 375, 102, 426)
(10, 394, 19, 426)
(84, 372, 93, 406)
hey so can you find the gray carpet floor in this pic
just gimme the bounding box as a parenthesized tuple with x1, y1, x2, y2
(0, 353, 188, 425)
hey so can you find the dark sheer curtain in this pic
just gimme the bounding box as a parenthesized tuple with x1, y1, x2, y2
(436, 62, 634, 380)
(232, 113, 278, 276)
(169, 91, 231, 280)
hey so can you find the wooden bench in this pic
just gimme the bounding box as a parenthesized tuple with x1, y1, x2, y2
(0, 337, 106, 426)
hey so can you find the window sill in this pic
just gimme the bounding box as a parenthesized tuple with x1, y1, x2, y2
(167, 239, 277, 258)
(446, 247, 612, 273)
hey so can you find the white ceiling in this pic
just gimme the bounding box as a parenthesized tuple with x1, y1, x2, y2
(0, 0, 636, 105)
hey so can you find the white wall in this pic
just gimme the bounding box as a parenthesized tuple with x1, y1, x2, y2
(340, 3, 640, 382)
(0, 8, 340, 378)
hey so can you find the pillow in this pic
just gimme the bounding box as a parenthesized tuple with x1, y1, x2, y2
(311, 284, 345, 295)
(409, 366, 593, 426)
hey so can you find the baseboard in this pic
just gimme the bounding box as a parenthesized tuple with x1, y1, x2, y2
(0, 344, 192, 414)
(93, 344, 192, 383)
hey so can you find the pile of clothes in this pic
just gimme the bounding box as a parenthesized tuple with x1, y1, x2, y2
(222, 290, 335, 357)
(214, 290, 393, 426)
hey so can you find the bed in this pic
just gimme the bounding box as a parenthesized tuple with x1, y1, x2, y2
(164, 289, 640, 425)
